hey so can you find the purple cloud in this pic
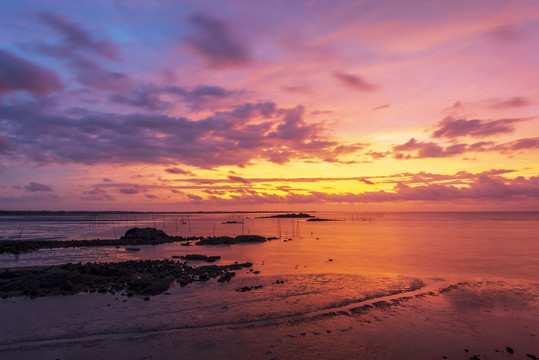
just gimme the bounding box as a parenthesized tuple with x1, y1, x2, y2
(394, 136, 539, 159)
(38, 12, 118, 60)
(78, 70, 132, 92)
(0, 136, 9, 153)
(393, 138, 467, 158)
(165, 167, 192, 175)
(227, 175, 250, 184)
(489, 97, 530, 109)
(488, 25, 524, 43)
(110, 84, 235, 111)
(186, 13, 249, 67)
(18, 182, 53, 192)
(0, 49, 63, 96)
(333, 71, 376, 91)
(81, 187, 113, 201)
(34, 13, 129, 93)
(0, 99, 353, 168)
(496, 137, 539, 152)
(187, 194, 203, 201)
(432, 116, 524, 138)
(119, 187, 140, 195)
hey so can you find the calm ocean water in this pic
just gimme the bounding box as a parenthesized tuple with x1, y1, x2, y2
(1, 211, 538, 280)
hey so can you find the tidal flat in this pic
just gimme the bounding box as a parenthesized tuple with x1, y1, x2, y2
(0, 273, 537, 359)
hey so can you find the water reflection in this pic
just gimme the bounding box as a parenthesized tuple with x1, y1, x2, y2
(1, 212, 538, 281)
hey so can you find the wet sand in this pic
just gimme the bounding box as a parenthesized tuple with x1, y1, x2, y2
(0, 272, 537, 360)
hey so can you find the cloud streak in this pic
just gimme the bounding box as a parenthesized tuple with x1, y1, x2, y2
(432, 117, 525, 139)
(13, 182, 54, 192)
(38, 12, 118, 60)
(392, 137, 539, 159)
(0, 49, 63, 96)
(186, 13, 249, 68)
(333, 71, 376, 91)
(197, 174, 539, 205)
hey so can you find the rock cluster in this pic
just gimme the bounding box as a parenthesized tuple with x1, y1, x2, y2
(261, 213, 314, 218)
(0, 259, 253, 298)
(179, 254, 221, 262)
(196, 235, 267, 245)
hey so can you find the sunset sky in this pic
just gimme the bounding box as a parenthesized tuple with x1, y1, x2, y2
(1, 0, 538, 211)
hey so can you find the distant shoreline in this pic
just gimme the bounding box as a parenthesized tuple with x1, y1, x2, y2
(0, 210, 319, 216)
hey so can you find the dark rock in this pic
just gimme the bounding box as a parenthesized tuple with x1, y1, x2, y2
(262, 213, 314, 218)
(372, 301, 393, 309)
(198, 273, 209, 281)
(506, 347, 514, 354)
(180, 254, 221, 262)
(526, 354, 537, 359)
(218, 272, 235, 282)
(306, 218, 340, 222)
(235, 235, 266, 243)
(236, 284, 263, 292)
(0, 259, 254, 298)
(196, 235, 266, 245)
(121, 227, 168, 242)
(236, 286, 252, 292)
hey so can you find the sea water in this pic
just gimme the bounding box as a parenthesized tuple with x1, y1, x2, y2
(0, 211, 537, 280)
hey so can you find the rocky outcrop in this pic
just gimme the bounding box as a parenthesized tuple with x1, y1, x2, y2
(196, 235, 267, 245)
(0, 259, 253, 298)
(0, 227, 269, 254)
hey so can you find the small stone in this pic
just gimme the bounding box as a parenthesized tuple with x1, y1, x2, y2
(506, 347, 514, 354)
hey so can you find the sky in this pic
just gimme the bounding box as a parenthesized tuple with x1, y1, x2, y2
(0, 0, 538, 211)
